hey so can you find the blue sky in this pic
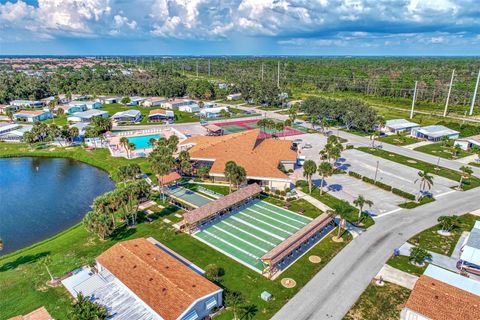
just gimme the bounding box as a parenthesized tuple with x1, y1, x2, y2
(0, 0, 479, 56)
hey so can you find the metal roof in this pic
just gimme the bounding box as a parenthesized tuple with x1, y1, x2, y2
(424, 264, 480, 296)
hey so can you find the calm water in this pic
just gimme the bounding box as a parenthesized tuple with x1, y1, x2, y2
(0, 157, 115, 255)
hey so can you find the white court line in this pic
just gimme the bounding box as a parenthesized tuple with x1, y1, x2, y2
(237, 212, 293, 235)
(212, 226, 269, 252)
(374, 208, 403, 219)
(436, 190, 457, 198)
(245, 207, 301, 230)
(253, 203, 309, 225)
(203, 230, 260, 259)
(257, 201, 312, 222)
(193, 234, 262, 273)
(231, 216, 286, 241)
(221, 221, 278, 247)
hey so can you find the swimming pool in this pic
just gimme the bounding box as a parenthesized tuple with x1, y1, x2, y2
(128, 134, 161, 149)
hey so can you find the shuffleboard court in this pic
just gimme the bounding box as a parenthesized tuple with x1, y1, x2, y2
(166, 185, 213, 208)
(194, 199, 312, 272)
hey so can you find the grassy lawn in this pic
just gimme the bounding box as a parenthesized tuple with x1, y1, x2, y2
(0, 143, 151, 181)
(470, 161, 480, 167)
(408, 213, 477, 256)
(357, 147, 480, 190)
(303, 186, 375, 228)
(386, 255, 427, 277)
(183, 182, 230, 195)
(0, 204, 350, 319)
(414, 142, 474, 160)
(344, 280, 411, 320)
(378, 134, 421, 146)
(1, 145, 353, 319)
(262, 196, 324, 219)
(398, 196, 435, 209)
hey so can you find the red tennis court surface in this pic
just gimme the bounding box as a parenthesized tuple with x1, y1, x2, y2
(214, 119, 307, 138)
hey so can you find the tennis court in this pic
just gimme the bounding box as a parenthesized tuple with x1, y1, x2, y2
(166, 185, 213, 208)
(193, 200, 312, 272)
(214, 119, 307, 138)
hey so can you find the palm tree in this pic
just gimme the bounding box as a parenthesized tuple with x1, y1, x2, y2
(353, 195, 373, 220)
(70, 293, 109, 320)
(224, 161, 237, 193)
(232, 165, 247, 189)
(459, 165, 473, 189)
(119, 137, 129, 156)
(415, 170, 434, 200)
(310, 115, 318, 130)
(6, 109, 14, 122)
(332, 201, 350, 240)
(127, 142, 135, 159)
(317, 161, 333, 195)
(302, 160, 317, 194)
(275, 122, 285, 139)
(40, 256, 54, 282)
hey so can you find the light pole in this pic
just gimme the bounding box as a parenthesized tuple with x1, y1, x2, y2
(374, 160, 380, 183)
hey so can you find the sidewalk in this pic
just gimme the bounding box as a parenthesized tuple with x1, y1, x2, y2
(375, 264, 418, 289)
(399, 243, 458, 273)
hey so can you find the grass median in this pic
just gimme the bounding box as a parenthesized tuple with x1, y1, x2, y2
(357, 147, 480, 190)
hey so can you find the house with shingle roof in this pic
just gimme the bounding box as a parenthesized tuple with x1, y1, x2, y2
(401, 264, 480, 320)
(8, 306, 53, 320)
(62, 237, 222, 320)
(179, 129, 297, 190)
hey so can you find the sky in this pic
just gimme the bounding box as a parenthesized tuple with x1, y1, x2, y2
(0, 0, 479, 56)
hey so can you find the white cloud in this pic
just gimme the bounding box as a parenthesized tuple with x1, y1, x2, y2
(0, 0, 478, 47)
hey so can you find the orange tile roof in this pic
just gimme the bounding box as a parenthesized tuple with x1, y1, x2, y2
(405, 275, 480, 320)
(96, 238, 221, 320)
(157, 171, 182, 185)
(149, 109, 167, 116)
(180, 129, 296, 180)
(8, 307, 53, 320)
(14, 110, 44, 116)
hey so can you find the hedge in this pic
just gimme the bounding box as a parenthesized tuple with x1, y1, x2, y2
(392, 188, 416, 201)
(362, 176, 375, 184)
(348, 171, 362, 179)
(375, 181, 392, 192)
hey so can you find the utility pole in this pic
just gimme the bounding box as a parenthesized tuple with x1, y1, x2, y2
(208, 59, 211, 76)
(443, 69, 455, 117)
(469, 69, 480, 116)
(261, 63, 264, 82)
(277, 61, 281, 88)
(374, 161, 380, 183)
(196, 61, 199, 77)
(410, 81, 418, 119)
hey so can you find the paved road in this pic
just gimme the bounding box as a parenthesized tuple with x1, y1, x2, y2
(272, 188, 480, 320)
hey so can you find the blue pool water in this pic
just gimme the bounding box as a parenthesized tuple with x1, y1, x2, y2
(128, 134, 161, 149)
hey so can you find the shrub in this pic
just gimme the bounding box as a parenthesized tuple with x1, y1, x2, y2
(375, 181, 392, 191)
(204, 264, 225, 282)
(264, 186, 270, 193)
(296, 180, 308, 188)
(362, 176, 375, 184)
(285, 187, 291, 193)
(275, 189, 281, 195)
(288, 169, 294, 173)
(280, 190, 287, 196)
(392, 188, 416, 200)
(348, 171, 362, 179)
(409, 247, 432, 265)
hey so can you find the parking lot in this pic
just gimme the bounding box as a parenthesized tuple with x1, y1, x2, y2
(336, 149, 458, 196)
(323, 174, 406, 215)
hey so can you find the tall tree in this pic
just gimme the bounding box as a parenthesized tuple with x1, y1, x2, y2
(317, 161, 333, 195)
(302, 160, 317, 194)
(415, 170, 434, 200)
(353, 195, 373, 220)
(70, 293, 109, 320)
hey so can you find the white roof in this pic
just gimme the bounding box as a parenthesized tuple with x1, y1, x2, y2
(385, 119, 419, 130)
(70, 109, 108, 119)
(416, 125, 459, 138)
(424, 264, 480, 296)
(112, 110, 141, 118)
(200, 106, 228, 114)
(69, 101, 86, 106)
(461, 221, 480, 266)
(0, 123, 20, 132)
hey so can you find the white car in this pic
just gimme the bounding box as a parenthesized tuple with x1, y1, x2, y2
(302, 143, 312, 149)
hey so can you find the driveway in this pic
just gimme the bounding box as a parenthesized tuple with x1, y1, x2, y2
(336, 149, 458, 196)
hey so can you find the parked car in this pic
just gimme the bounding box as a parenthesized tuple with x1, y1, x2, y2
(302, 143, 312, 149)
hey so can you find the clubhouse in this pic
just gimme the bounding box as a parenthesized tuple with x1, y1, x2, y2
(179, 129, 297, 191)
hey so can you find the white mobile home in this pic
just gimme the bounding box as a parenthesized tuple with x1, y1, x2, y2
(411, 125, 460, 141)
(67, 109, 109, 123)
(200, 106, 229, 118)
(385, 119, 420, 134)
(112, 109, 142, 124)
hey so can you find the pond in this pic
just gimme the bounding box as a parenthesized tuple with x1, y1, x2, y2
(0, 157, 115, 255)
